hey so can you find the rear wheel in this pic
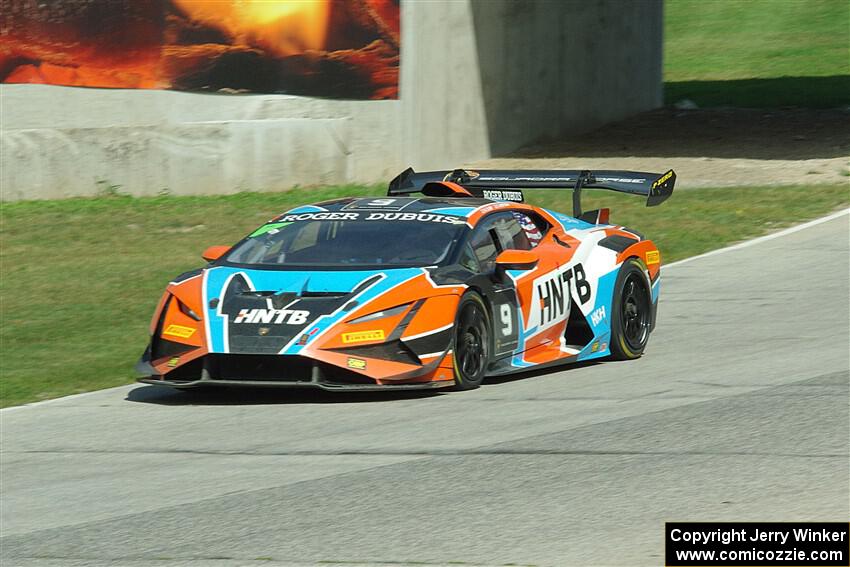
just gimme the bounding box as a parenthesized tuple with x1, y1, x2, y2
(451, 292, 490, 390)
(609, 258, 652, 360)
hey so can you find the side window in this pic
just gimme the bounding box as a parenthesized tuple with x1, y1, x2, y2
(467, 212, 537, 272)
(458, 242, 480, 272)
(512, 211, 546, 248)
(493, 214, 532, 251)
(468, 217, 503, 272)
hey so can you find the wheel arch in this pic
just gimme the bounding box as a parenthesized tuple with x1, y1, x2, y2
(616, 239, 661, 281)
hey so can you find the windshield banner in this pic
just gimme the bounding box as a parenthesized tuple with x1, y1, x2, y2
(272, 212, 466, 225)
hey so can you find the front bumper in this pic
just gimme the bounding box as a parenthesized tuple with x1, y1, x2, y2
(136, 351, 455, 391)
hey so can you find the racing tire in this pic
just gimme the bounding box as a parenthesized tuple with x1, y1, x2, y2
(609, 258, 653, 361)
(450, 292, 491, 391)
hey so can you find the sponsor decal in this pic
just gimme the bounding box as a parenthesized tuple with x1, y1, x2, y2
(600, 342, 607, 351)
(163, 324, 196, 339)
(591, 342, 600, 353)
(363, 212, 465, 224)
(475, 203, 509, 216)
(646, 250, 660, 265)
(590, 305, 606, 326)
(342, 329, 386, 344)
(482, 189, 524, 202)
(167, 357, 180, 367)
(298, 326, 320, 345)
(249, 222, 291, 237)
(477, 175, 644, 184)
(651, 170, 673, 189)
(276, 212, 359, 222)
(233, 308, 310, 325)
(568, 264, 592, 305)
(533, 262, 592, 329)
(271, 211, 464, 225)
(347, 357, 367, 370)
(536, 270, 570, 328)
(595, 177, 644, 184)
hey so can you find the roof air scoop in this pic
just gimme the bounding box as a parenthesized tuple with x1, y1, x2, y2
(421, 181, 473, 198)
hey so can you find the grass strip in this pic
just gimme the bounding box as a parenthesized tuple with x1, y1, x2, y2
(1, 183, 847, 407)
(664, 0, 850, 107)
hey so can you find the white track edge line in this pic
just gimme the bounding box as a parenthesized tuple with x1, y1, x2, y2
(3, 208, 847, 413)
(664, 207, 849, 269)
(0, 385, 134, 413)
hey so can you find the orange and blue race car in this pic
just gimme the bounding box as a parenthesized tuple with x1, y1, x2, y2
(137, 168, 676, 391)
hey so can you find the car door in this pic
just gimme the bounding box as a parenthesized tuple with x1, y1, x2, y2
(466, 211, 561, 360)
(465, 213, 517, 358)
(494, 211, 568, 358)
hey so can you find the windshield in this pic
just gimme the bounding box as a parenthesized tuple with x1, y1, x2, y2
(224, 212, 467, 268)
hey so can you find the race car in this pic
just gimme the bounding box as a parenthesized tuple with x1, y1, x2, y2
(136, 167, 675, 391)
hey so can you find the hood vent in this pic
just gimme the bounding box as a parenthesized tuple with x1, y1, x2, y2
(299, 291, 350, 298)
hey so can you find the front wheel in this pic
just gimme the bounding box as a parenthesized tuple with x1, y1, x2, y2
(609, 258, 653, 360)
(451, 292, 490, 390)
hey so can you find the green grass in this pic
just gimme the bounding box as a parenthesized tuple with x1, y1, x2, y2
(664, 0, 850, 107)
(1, 183, 848, 407)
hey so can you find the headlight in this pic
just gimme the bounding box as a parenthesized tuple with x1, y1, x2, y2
(347, 303, 411, 324)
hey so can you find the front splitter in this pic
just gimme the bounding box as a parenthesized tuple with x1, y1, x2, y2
(138, 377, 455, 391)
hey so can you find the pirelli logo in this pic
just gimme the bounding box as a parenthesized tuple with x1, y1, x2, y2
(163, 324, 196, 339)
(646, 250, 661, 265)
(652, 170, 674, 189)
(342, 330, 385, 344)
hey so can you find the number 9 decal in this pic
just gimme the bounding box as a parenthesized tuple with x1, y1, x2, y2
(499, 304, 513, 336)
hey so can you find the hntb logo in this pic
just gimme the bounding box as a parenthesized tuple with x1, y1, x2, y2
(536, 272, 570, 328)
(528, 262, 593, 332)
(234, 308, 310, 325)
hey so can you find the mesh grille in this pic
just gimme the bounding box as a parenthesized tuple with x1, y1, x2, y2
(207, 354, 314, 382)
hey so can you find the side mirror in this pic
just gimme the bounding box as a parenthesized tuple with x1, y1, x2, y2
(495, 249, 539, 271)
(202, 245, 230, 262)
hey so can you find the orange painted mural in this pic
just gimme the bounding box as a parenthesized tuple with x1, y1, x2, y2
(0, 0, 399, 99)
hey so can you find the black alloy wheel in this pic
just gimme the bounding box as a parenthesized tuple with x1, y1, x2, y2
(451, 292, 490, 390)
(609, 258, 652, 360)
(621, 273, 650, 351)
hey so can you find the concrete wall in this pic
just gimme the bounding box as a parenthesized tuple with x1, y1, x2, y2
(472, 0, 664, 155)
(0, 0, 662, 201)
(0, 88, 401, 199)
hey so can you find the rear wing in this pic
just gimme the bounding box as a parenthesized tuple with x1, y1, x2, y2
(388, 168, 676, 216)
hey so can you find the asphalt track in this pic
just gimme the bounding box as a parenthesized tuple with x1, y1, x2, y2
(2, 211, 848, 567)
